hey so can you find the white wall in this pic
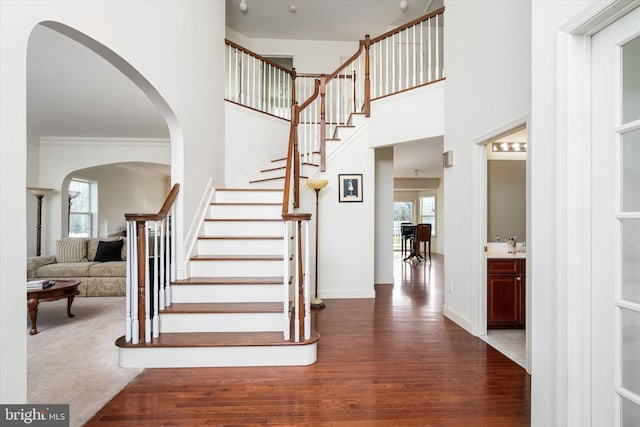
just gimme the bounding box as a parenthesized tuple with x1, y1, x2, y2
(225, 102, 290, 186)
(226, 28, 358, 73)
(301, 122, 376, 299)
(369, 82, 444, 148)
(69, 164, 170, 238)
(442, 0, 531, 330)
(0, 0, 225, 403)
(530, 1, 592, 425)
(375, 147, 394, 285)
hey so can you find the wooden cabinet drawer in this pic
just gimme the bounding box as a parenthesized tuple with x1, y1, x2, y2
(487, 258, 522, 274)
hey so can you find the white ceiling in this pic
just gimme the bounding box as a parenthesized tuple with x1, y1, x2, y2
(226, 0, 440, 41)
(27, 0, 444, 179)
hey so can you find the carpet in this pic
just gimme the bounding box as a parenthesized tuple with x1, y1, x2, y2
(27, 296, 143, 427)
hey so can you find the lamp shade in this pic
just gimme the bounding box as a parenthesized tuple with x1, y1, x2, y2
(306, 179, 328, 190)
(27, 187, 54, 197)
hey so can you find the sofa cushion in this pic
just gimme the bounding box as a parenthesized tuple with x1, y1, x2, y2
(37, 262, 96, 278)
(88, 261, 126, 277)
(94, 240, 124, 262)
(87, 237, 117, 261)
(56, 238, 87, 262)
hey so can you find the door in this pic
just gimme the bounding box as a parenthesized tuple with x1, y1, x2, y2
(591, 7, 640, 426)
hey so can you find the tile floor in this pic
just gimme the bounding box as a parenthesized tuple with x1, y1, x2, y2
(481, 329, 526, 368)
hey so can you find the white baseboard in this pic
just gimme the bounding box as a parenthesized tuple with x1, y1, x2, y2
(443, 305, 473, 335)
(321, 289, 376, 299)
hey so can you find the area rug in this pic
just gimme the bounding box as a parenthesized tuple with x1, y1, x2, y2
(27, 296, 143, 427)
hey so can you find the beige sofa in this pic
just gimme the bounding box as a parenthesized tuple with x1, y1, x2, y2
(27, 237, 126, 297)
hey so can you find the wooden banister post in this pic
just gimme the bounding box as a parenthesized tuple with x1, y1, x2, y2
(364, 35, 371, 117)
(136, 221, 147, 341)
(319, 76, 327, 172)
(291, 67, 297, 106)
(292, 103, 301, 209)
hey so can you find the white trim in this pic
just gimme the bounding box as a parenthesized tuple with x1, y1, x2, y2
(471, 116, 529, 349)
(320, 289, 375, 299)
(561, 0, 640, 35)
(442, 305, 472, 334)
(555, 2, 640, 425)
(183, 177, 216, 267)
(40, 136, 170, 148)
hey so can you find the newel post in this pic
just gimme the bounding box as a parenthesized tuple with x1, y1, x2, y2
(291, 102, 301, 208)
(364, 34, 371, 117)
(135, 220, 147, 341)
(291, 67, 297, 106)
(319, 75, 327, 172)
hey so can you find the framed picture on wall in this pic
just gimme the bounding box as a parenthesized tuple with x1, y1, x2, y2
(338, 174, 363, 202)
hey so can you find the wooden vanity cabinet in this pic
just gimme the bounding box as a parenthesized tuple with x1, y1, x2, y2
(487, 258, 525, 329)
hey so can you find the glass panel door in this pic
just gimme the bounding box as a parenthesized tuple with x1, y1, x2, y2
(393, 201, 414, 250)
(592, 8, 640, 425)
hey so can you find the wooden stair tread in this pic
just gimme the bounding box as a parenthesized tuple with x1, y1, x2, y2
(173, 276, 282, 285)
(216, 188, 282, 192)
(210, 202, 280, 206)
(116, 331, 320, 348)
(198, 235, 283, 240)
(191, 255, 283, 261)
(163, 302, 282, 313)
(204, 218, 282, 222)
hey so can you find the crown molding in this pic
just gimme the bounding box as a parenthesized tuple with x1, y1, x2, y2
(39, 136, 170, 148)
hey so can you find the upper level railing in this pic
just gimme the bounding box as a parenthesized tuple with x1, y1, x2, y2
(225, 39, 296, 120)
(124, 184, 179, 344)
(225, 8, 444, 343)
(370, 7, 445, 100)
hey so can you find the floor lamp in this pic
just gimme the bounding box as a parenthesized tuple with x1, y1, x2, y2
(28, 187, 54, 256)
(307, 179, 328, 309)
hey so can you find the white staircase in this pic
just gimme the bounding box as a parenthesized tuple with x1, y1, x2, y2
(117, 187, 319, 368)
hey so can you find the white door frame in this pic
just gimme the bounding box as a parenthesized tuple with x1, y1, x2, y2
(554, 1, 640, 425)
(471, 117, 530, 374)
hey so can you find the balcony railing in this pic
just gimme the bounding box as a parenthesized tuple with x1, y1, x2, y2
(124, 184, 179, 344)
(225, 8, 445, 343)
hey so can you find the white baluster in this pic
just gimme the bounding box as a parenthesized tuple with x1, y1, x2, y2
(125, 221, 132, 342)
(413, 24, 417, 87)
(294, 223, 300, 342)
(152, 222, 159, 338)
(304, 219, 311, 340)
(283, 221, 291, 340)
(159, 218, 165, 311)
(428, 18, 433, 82)
(420, 21, 424, 85)
(435, 14, 440, 80)
(144, 223, 151, 343)
(165, 214, 172, 306)
(131, 223, 139, 344)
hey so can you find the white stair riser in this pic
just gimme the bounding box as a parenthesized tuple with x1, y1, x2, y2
(119, 343, 317, 368)
(190, 259, 283, 277)
(215, 190, 282, 204)
(197, 238, 282, 255)
(247, 179, 285, 189)
(257, 164, 317, 181)
(159, 312, 282, 333)
(203, 221, 283, 236)
(208, 204, 281, 219)
(171, 284, 282, 303)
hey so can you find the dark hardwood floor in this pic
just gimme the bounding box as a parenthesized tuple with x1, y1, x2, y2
(87, 253, 530, 426)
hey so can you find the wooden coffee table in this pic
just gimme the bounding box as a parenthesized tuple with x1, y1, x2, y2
(27, 279, 80, 335)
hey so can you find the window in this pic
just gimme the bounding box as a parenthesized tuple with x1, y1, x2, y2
(68, 179, 96, 237)
(393, 201, 414, 250)
(420, 195, 436, 236)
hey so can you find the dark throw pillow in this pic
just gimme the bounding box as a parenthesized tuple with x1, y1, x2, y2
(94, 239, 124, 262)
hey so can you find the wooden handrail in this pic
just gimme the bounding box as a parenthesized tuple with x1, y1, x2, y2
(125, 183, 180, 222)
(326, 42, 365, 83)
(282, 80, 320, 216)
(124, 183, 179, 344)
(370, 6, 445, 44)
(225, 39, 295, 76)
